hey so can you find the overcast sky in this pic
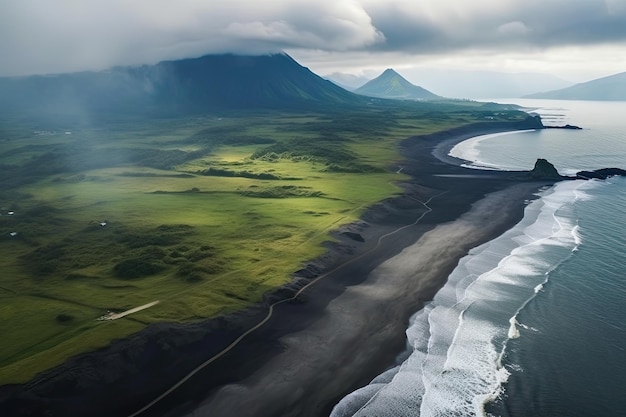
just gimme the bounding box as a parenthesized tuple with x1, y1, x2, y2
(2, 0, 626, 82)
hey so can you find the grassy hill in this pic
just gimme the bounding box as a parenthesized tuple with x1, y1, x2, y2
(355, 68, 440, 100)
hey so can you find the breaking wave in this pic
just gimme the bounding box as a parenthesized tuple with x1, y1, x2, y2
(331, 180, 597, 417)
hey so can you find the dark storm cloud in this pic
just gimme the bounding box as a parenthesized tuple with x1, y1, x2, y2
(1, 0, 625, 76)
(362, 0, 626, 53)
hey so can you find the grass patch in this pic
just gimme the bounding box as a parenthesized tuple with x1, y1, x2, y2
(0, 102, 531, 384)
(199, 167, 283, 180)
(240, 185, 325, 198)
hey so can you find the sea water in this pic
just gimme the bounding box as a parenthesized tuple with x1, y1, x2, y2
(330, 99, 626, 417)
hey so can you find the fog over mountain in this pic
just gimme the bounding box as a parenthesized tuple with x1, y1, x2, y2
(325, 73, 372, 90)
(0, 53, 367, 123)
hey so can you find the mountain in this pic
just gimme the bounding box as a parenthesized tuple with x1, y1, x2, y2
(0, 53, 367, 120)
(525, 71, 626, 101)
(396, 69, 573, 99)
(324, 72, 371, 91)
(354, 69, 440, 100)
(326, 69, 573, 99)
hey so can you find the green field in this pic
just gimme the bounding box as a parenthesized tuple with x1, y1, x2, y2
(0, 103, 528, 383)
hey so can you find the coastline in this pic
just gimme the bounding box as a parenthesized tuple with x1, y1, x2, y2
(0, 120, 557, 417)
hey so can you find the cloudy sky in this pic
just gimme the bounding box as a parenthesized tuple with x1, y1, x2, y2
(2, 0, 626, 82)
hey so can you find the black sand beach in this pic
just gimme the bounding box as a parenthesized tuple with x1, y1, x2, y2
(0, 120, 558, 417)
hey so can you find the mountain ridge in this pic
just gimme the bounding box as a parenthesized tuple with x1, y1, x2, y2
(354, 69, 440, 100)
(0, 53, 368, 120)
(525, 71, 626, 101)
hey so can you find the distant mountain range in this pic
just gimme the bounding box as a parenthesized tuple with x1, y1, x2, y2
(327, 69, 574, 99)
(409, 70, 574, 99)
(0, 53, 367, 120)
(353, 69, 440, 100)
(525, 71, 626, 101)
(4, 51, 594, 125)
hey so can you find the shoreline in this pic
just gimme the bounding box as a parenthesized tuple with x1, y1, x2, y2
(0, 120, 556, 417)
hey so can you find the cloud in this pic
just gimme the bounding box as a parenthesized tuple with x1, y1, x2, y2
(222, 1, 384, 51)
(497, 21, 531, 37)
(1, 0, 625, 76)
(361, 0, 626, 53)
(0, 0, 383, 76)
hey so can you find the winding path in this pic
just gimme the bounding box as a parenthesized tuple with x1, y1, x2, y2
(128, 192, 444, 417)
(105, 301, 160, 320)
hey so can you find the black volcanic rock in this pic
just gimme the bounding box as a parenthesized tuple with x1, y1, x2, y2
(525, 114, 545, 129)
(544, 124, 582, 130)
(340, 231, 365, 242)
(576, 168, 626, 179)
(530, 158, 562, 179)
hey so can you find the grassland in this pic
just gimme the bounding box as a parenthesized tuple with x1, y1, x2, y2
(0, 102, 528, 383)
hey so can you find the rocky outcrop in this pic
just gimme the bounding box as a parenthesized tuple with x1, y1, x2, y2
(576, 168, 626, 180)
(527, 158, 625, 182)
(340, 231, 365, 242)
(526, 114, 544, 128)
(544, 124, 582, 130)
(529, 158, 562, 180)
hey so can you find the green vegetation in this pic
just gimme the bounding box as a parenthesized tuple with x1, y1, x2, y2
(355, 68, 440, 100)
(0, 102, 529, 384)
(199, 167, 283, 180)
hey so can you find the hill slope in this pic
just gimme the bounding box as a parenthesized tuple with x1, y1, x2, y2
(0, 53, 366, 120)
(525, 71, 626, 101)
(148, 53, 363, 108)
(354, 69, 440, 100)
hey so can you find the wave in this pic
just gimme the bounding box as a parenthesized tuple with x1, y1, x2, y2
(331, 180, 597, 417)
(448, 130, 535, 171)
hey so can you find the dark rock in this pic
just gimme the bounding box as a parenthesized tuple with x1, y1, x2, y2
(525, 114, 544, 128)
(294, 263, 323, 279)
(545, 124, 582, 130)
(340, 231, 365, 242)
(323, 241, 355, 255)
(529, 158, 562, 180)
(576, 168, 626, 180)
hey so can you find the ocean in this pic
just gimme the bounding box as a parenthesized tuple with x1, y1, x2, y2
(330, 99, 626, 417)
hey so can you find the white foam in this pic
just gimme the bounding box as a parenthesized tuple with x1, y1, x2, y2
(449, 130, 535, 169)
(495, 366, 511, 385)
(508, 317, 521, 339)
(571, 224, 582, 250)
(332, 181, 584, 417)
